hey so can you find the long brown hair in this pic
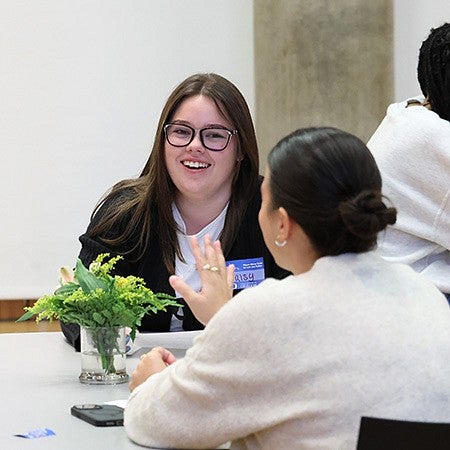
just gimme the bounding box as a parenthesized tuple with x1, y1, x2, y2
(88, 73, 259, 273)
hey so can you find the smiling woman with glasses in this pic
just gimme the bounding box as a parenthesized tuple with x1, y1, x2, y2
(60, 73, 289, 350)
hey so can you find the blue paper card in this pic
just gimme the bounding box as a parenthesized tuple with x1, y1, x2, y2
(226, 257, 265, 290)
(15, 428, 56, 439)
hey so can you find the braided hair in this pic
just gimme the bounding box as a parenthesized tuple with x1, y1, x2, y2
(417, 22, 450, 121)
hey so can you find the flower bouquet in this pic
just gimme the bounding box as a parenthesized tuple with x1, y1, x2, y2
(18, 253, 179, 384)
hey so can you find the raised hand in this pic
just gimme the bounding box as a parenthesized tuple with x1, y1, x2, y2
(169, 235, 235, 325)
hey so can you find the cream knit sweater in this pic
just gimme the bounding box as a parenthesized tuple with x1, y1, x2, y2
(125, 252, 450, 449)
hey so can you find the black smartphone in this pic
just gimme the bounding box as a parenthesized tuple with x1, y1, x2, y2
(71, 404, 124, 427)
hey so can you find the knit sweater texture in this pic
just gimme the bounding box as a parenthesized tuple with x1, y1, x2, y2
(125, 252, 450, 449)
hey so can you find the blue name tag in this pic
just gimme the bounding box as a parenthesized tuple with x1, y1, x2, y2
(226, 257, 265, 290)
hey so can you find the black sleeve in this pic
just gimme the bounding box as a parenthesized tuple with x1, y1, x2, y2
(180, 300, 205, 331)
(60, 321, 82, 351)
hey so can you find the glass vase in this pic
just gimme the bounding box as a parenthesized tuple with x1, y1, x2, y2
(79, 325, 129, 385)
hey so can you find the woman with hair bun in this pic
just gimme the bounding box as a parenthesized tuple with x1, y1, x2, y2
(125, 127, 450, 450)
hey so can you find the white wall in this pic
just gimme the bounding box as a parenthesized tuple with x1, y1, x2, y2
(0, 0, 254, 299)
(394, 0, 450, 100)
(2, 0, 449, 299)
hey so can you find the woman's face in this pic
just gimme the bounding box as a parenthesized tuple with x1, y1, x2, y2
(165, 95, 241, 205)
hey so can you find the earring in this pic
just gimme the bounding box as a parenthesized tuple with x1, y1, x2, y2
(275, 239, 287, 247)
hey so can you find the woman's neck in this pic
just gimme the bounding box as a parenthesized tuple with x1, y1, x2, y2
(283, 223, 320, 276)
(175, 194, 230, 235)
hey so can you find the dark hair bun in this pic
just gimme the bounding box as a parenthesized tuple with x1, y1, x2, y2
(338, 190, 397, 240)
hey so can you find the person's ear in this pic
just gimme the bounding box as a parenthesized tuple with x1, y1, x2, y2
(276, 207, 291, 241)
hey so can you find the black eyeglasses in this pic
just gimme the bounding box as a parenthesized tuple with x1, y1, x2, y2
(164, 123, 238, 152)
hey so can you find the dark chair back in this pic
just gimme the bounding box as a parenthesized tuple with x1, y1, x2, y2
(356, 416, 450, 450)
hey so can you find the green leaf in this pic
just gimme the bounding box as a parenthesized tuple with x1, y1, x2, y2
(75, 259, 109, 294)
(16, 310, 35, 322)
(54, 282, 79, 295)
(129, 328, 136, 341)
(92, 312, 105, 325)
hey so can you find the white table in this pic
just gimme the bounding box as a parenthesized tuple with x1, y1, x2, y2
(0, 330, 200, 449)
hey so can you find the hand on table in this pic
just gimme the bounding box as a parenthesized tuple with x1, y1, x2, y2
(169, 235, 235, 325)
(129, 347, 177, 392)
